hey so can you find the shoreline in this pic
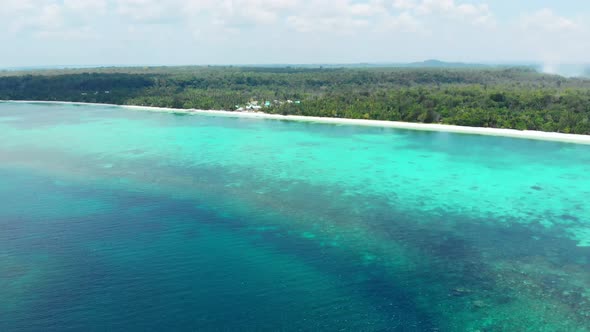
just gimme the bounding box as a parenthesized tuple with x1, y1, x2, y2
(3, 100, 590, 145)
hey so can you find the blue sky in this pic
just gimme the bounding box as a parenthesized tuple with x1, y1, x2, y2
(0, 0, 588, 67)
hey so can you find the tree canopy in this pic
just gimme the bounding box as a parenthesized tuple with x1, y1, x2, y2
(1, 66, 589, 134)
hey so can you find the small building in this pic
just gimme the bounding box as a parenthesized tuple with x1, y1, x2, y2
(245, 105, 262, 111)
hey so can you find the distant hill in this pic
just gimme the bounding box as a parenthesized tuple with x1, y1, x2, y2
(405, 59, 488, 68)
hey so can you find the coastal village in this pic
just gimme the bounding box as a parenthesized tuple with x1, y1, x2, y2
(235, 99, 301, 111)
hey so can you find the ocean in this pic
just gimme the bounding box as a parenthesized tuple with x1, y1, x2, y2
(1, 102, 589, 331)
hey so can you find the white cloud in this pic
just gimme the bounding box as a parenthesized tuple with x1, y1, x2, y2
(513, 8, 588, 66)
(521, 8, 580, 32)
(411, 0, 495, 26)
(415, 0, 454, 14)
(1, 0, 493, 35)
(286, 15, 370, 34)
(63, 0, 108, 13)
(5, 2, 64, 34)
(382, 11, 422, 32)
(393, 0, 417, 10)
(348, 2, 384, 16)
(38, 3, 64, 29)
(115, 0, 179, 23)
(285, 0, 418, 34)
(0, 0, 35, 15)
(1, 0, 589, 66)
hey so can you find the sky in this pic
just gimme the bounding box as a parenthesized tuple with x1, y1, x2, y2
(0, 0, 589, 67)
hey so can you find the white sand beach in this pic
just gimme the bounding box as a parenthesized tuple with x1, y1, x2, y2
(4, 100, 590, 145)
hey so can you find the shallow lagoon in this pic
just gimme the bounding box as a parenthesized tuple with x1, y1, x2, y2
(1, 102, 590, 331)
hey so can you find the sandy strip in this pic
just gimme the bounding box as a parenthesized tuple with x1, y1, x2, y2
(3, 100, 590, 145)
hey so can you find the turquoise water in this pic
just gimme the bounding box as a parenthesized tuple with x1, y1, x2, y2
(1, 102, 590, 331)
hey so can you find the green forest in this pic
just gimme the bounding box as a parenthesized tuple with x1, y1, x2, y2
(1, 66, 590, 134)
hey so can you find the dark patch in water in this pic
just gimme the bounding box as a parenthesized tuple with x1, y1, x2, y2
(560, 214, 579, 222)
(296, 142, 319, 147)
(0, 264, 30, 279)
(124, 149, 145, 155)
(531, 185, 543, 191)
